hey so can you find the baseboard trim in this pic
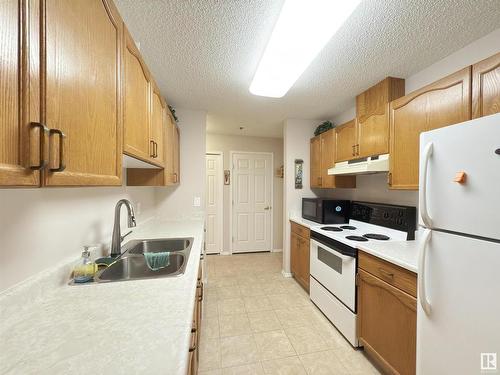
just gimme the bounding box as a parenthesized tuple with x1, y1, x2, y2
(281, 270, 293, 278)
(220, 251, 231, 256)
(272, 248, 283, 253)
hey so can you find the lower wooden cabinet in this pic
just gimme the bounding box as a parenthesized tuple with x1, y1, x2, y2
(187, 263, 203, 375)
(290, 221, 310, 292)
(357, 252, 417, 375)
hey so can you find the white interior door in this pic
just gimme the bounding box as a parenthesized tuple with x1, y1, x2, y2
(232, 152, 273, 253)
(206, 153, 223, 254)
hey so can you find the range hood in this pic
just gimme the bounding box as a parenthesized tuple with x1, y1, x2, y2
(328, 154, 389, 175)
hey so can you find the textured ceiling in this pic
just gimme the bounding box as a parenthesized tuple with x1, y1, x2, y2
(114, 0, 500, 138)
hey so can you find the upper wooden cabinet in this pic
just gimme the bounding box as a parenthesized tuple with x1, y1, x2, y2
(43, 0, 123, 186)
(472, 52, 500, 119)
(127, 111, 180, 186)
(151, 84, 165, 167)
(310, 136, 322, 187)
(123, 26, 152, 163)
(356, 77, 405, 158)
(0, 0, 41, 187)
(335, 119, 357, 162)
(311, 129, 356, 189)
(389, 67, 471, 189)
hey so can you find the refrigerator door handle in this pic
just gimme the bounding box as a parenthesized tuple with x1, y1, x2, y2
(418, 228, 432, 316)
(419, 142, 434, 227)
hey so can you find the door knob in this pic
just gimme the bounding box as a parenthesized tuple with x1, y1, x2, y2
(264, 206, 271, 210)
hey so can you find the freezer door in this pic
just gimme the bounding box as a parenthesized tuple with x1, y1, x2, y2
(419, 113, 500, 240)
(417, 230, 500, 375)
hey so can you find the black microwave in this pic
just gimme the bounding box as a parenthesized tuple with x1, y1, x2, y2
(302, 198, 350, 224)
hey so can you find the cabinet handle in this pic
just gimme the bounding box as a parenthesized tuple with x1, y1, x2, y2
(318, 176, 322, 186)
(154, 142, 158, 158)
(197, 281, 204, 301)
(173, 172, 178, 183)
(30, 122, 49, 170)
(378, 268, 394, 280)
(356, 144, 360, 155)
(49, 129, 66, 172)
(150, 140, 155, 158)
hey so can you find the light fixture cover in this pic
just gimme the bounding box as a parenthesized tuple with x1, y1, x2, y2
(249, 0, 361, 98)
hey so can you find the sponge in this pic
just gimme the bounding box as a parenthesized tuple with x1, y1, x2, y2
(144, 252, 170, 271)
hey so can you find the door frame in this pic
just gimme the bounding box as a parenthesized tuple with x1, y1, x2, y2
(206, 151, 224, 254)
(229, 151, 274, 254)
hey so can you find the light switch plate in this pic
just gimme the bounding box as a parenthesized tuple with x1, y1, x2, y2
(193, 197, 201, 207)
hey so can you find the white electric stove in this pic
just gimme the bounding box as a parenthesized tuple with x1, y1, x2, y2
(308, 201, 416, 347)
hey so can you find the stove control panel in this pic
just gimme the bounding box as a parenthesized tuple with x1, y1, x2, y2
(350, 201, 417, 240)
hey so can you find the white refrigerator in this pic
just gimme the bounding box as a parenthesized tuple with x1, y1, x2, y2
(417, 113, 500, 374)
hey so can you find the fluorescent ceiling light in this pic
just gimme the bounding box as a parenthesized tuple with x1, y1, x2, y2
(249, 0, 361, 98)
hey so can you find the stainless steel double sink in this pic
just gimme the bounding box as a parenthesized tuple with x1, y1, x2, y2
(94, 237, 193, 283)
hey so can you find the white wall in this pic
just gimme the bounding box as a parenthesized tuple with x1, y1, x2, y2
(282, 119, 318, 274)
(206, 133, 284, 252)
(0, 183, 156, 292)
(155, 108, 207, 220)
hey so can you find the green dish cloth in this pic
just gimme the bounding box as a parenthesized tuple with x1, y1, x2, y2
(144, 252, 170, 271)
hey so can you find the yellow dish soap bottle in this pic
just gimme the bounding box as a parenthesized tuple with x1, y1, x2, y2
(73, 246, 96, 283)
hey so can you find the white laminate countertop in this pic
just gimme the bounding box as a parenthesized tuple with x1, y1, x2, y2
(0, 219, 204, 375)
(289, 216, 419, 274)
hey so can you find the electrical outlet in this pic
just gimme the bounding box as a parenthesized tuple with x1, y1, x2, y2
(193, 196, 201, 207)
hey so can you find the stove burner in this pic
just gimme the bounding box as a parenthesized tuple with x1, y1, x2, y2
(321, 226, 343, 232)
(345, 235, 369, 242)
(363, 233, 390, 240)
(340, 225, 357, 230)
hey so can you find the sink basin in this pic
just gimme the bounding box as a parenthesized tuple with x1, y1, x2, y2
(125, 238, 192, 254)
(95, 253, 186, 282)
(94, 237, 193, 283)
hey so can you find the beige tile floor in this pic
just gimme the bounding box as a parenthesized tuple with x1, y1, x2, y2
(199, 252, 381, 375)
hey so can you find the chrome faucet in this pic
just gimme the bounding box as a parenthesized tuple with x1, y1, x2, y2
(110, 199, 137, 257)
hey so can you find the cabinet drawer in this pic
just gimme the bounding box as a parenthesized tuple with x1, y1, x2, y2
(358, 251, 417, 298)
(290, 221, 310, 239)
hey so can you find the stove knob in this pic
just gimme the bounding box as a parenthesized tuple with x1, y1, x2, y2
(383, 212, 390, 219)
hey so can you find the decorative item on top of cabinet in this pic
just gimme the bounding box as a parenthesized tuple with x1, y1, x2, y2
(389, 67, 471, 189)
(356, 77, 405, 158)
(0, 0, 41, 187)
(357, 251, 417, 375)
(310, 129, 356, 189)
(290, 221, 310, 292)
(43, 0, 124, 186)
(472, 52, 500, 119)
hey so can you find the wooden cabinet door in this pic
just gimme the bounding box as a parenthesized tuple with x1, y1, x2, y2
(472, 52, 500, 119)
(0, 0, 41, 186)
(290, 232, 299, 277)
(389, 68, 471, 189)
(356, 77, 405, 158)
(320, 129, 356, 189)
(335, 119, 357, 162)
(358, 269, 416, 375)
(173, 123, 180, 184)
(43, 0, 122, 186)
(163, 113, 176, 184)
(320, 130, 336, 188)
(150, 87, 165, 167)
(123, 26, 151, 162)
(310, 136, 321, 188)
(298, 237, 310, 291)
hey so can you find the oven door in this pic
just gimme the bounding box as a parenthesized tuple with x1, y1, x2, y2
(310, 239, 356, 312)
